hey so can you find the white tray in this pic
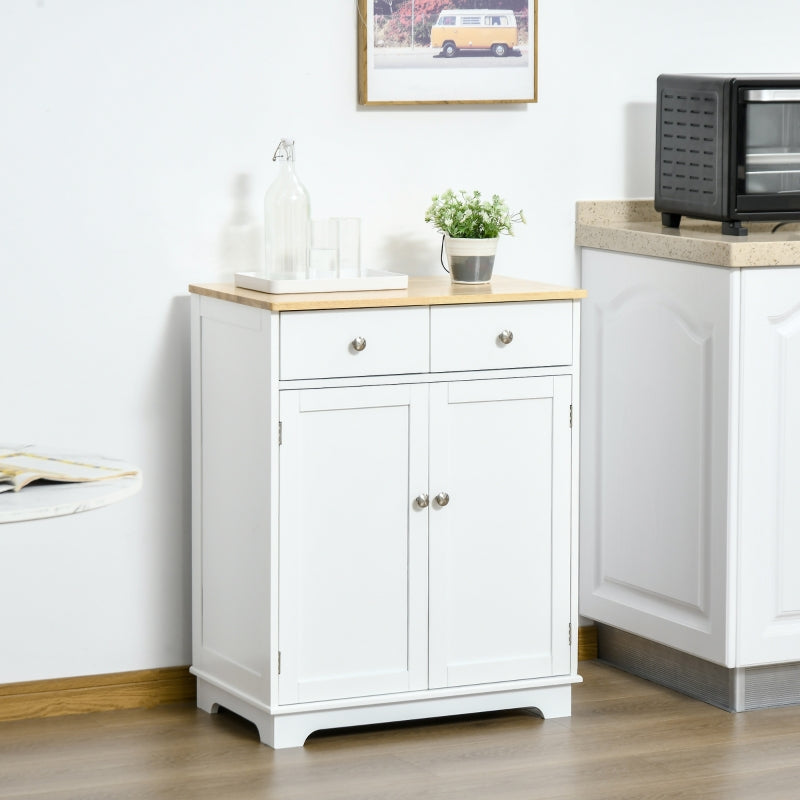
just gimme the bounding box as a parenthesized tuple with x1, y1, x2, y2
(234, 270, 408, 294)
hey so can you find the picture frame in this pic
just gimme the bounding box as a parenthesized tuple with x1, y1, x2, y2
(357, 0, 538, 106)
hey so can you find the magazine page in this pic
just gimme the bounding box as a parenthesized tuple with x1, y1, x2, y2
(0, 450, 139, 493)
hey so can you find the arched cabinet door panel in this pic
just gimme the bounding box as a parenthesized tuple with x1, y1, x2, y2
(739, 270, 800, 666)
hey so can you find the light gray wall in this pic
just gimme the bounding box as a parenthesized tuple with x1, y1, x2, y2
(2, 0, 799, 682)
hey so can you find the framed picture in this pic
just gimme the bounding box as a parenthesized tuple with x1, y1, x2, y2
(357, 0, 537, 105)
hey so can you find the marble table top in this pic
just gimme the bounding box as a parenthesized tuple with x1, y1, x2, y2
(0, 446, 142, 524)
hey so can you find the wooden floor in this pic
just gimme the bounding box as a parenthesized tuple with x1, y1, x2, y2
(3, 661, 800, 799)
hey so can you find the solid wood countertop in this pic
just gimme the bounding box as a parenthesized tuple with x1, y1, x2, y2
(188, 275, 587, 312)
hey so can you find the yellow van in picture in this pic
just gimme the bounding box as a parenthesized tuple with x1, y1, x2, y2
(430, 9, 518, 58)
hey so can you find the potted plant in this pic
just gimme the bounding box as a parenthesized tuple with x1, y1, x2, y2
(425, 189, 525, 283)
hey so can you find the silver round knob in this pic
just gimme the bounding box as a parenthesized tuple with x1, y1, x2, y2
(498, 329, 514, 345)
(434, 491, 450, 507)
(351, 336, 367, 352)
(415, 494, 429, 509)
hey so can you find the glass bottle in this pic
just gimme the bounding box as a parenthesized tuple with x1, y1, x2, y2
(264, 139, 310, 279)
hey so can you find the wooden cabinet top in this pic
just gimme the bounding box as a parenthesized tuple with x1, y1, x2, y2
(189, 275, 586, 312)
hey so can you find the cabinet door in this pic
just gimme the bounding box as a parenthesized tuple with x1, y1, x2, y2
(580, 249, 734, 666)
(428, 376, 572, 688)
(278, 384, 429, 705)
(738, 268, 800, 666)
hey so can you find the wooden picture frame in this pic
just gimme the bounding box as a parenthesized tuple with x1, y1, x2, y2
(358, 0, 537, 106)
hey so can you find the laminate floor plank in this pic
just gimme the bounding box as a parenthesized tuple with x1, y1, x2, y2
(3, 662, 800, 799)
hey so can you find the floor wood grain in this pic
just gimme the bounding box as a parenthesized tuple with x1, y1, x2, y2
(2, 661, 800, 799)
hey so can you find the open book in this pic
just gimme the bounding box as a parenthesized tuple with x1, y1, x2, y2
(0, 449, 139, 494)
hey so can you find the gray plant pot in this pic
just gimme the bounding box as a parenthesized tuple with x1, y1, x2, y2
(442, 236, 499, 284)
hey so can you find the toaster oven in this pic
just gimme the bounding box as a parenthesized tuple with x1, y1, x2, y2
(655, 73, 800, 235)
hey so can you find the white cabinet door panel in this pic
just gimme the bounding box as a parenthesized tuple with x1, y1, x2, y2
(580, 250, 733, 666)
(428, 376, 572, 688)
(278, 384, 428, 704)
(739, 268, 800, 666)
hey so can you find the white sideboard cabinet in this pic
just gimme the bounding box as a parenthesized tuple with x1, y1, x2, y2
(189, 276, 585, 747)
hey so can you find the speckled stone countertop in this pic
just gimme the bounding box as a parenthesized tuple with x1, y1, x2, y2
(575, 200, 800, 267)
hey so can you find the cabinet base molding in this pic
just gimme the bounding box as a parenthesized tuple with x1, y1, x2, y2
(195, 674, 579, 749)
(597, 624, 800, 712)
(578, 625, 598, 661)
(0, 666, 196, 723)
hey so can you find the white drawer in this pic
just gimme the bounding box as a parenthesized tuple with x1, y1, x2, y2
(280, 306, 430, 380)
(430, 301, 573, 372)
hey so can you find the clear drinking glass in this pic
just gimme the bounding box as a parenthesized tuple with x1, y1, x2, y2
(309, 218, 339, 279)
(335, 217, 362, 277)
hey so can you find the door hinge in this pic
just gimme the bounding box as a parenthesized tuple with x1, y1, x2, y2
(278, 421, 283, 445)
(278, 650, 282, 674)
(569, 404, 573, 428)
(568, 622, 572, 646)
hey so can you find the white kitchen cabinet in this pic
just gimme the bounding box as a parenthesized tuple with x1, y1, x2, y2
(190, 277, 584, 747)
(580, 247, 800, 709)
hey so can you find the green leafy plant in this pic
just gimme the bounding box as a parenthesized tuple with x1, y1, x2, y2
(425, 189, 525, 239)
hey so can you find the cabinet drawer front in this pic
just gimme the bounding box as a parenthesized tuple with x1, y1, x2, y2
(280, 307, 429, 380)
(430, 301, 572, 372)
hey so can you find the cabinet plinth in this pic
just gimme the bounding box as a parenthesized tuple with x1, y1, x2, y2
(190, 277, 583, 747)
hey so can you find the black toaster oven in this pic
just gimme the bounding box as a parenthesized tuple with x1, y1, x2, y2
(655, 74, 800, 235)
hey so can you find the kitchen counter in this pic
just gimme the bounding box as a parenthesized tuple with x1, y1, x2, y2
(575, 199, 800, 267)
(189, 275, 586, 312)
(577, 200, 800, 711)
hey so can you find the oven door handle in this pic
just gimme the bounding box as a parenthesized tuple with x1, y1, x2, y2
(744, 89, 800, 103)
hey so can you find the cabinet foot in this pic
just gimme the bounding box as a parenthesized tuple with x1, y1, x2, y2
(195, 678, 304, 748)
(195, 680, 221, 715)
